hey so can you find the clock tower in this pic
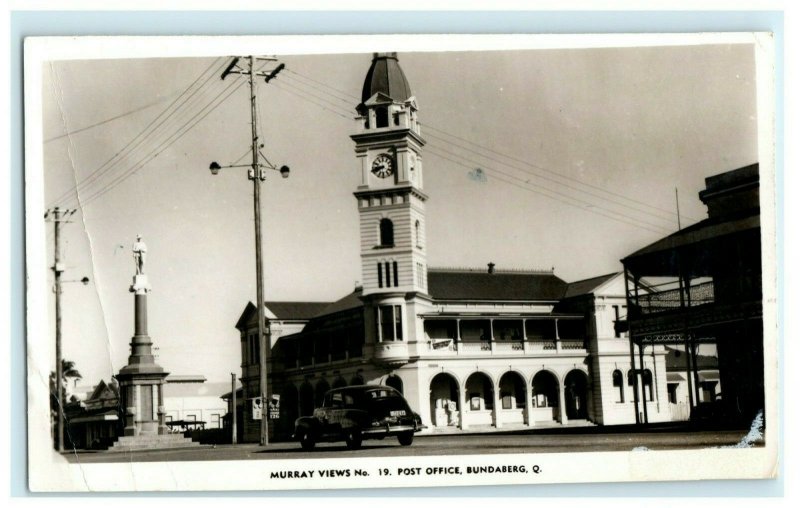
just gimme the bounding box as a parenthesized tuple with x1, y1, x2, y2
(352, 53, 428, 366)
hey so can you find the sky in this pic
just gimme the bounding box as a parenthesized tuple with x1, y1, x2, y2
(38, 43, 759, 388)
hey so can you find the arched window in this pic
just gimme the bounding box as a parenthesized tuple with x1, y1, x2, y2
(386, 375, 403, 394)
(642, 369, 654, 401)
(379, 218, 394, 247)
(612, 370, 624, 403)
(415, 220, 421, 247)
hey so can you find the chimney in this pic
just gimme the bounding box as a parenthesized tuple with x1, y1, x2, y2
(487, 262, 496, 274)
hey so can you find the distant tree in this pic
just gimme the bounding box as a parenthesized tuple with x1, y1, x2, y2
(49, 359, 83, 440)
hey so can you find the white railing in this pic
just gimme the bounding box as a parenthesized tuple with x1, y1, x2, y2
(494, 342, 525, 353)
(426, 339, 586, 355)
(459, 341, 492, 352)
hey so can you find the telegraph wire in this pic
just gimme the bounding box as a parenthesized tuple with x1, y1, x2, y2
(423, 123, 702, 224)
(44, 88, 185, 143)
(273, 78, 678, 235)
(424, 130, 688, 225)
(78, 58, 276, 208)
(285, 68, 357, 104)
(425, 146, 671, 236)
(270, 82, 354, 121)
(79, 75, 245, 207)
(284, 68, 699, 225)
(49, 57, 225, 208)
(53, 58, 226, 208)
(426, 139, 680, 229)
(50, 57, 224, 207)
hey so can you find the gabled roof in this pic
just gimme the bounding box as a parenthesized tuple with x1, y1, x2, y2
(427, 269, 567, 301)
(266, 302, 332, 320)
(314, 289, 363, 317)
(86, 379, 119, 402)
(235, 301, 332, 329)
(563, 272, 621, 299)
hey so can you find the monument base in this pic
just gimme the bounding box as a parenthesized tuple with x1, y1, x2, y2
(107, 433, 200, 453)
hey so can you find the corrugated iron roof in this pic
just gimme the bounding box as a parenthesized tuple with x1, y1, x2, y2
(563, 272, 620, 298)
(314, 289, 363, 317)
(427, 269, 567, 301)
(265, 301, 332, 320)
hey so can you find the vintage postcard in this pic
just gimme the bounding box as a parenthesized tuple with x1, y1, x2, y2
(24, 33, 778, 492)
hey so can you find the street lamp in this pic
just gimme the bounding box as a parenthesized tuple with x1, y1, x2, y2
(210, 55, 288, 447)
(208, 150, 289, 447)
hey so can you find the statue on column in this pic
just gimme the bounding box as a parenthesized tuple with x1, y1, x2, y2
(132, 234, 147, 275)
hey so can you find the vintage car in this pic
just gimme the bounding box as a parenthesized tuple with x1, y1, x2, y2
(293, 385, 424, 450)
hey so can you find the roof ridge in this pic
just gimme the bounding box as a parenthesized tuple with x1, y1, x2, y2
(429, 266, 555, 275)
(567, 272, 621, 285)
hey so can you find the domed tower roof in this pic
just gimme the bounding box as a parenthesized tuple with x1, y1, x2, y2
(360, 52, 412, 104)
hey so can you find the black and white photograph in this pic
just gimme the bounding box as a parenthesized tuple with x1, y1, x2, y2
(23, 34, 777, 491)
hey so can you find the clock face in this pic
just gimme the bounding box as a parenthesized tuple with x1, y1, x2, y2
(371, 153, 394, 178)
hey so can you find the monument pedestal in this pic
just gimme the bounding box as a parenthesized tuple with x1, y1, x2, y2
(109, 269, 197, 450)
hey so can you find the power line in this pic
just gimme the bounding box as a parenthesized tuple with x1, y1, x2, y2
(48, 57, 225, 208)
(425, 146, 671, 236)
(68, 58, 277, 209)
(53, 58, 226, 208)
(44, 88, 185, 143)
(424, 130, 687, 225)
(423, 123, 701, 224)
(426, 140, 678, 230)
(272, 78, 676, 234)
(285, 67, 699, 224)
(270, 82, 354, 121)
(285, 68, 358, 103)
(79, 76, 245, 207)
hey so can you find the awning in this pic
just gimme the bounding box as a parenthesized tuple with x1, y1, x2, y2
(667, 372, 686, 382)
(698, 371, 720, 381)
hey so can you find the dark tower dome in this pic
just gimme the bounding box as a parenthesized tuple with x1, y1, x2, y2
(360, 52, 413, 104)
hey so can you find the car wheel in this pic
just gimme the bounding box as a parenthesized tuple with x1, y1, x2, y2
(345, 430, 362, 450)
(300, 431, 316, 451)
(397, 432, 414, 446)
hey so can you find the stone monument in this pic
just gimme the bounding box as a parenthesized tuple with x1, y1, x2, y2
(109, 236, 198, 452)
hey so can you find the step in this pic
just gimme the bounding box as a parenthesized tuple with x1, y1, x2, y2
(107, 434, 200, 452)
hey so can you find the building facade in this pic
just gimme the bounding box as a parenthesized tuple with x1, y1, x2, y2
(621, 163, 762, 426)
(234, 53, 679, 442)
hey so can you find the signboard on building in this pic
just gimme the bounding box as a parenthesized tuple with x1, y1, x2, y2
(268, 395, 280, 420)
(251, 397, 262, 420)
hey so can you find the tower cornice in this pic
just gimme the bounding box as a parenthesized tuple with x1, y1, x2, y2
(351, 127, 426, 147)
(354, 185, 428, 202)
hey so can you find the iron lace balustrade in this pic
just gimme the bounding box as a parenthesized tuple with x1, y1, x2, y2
(635, 280, 715, 315)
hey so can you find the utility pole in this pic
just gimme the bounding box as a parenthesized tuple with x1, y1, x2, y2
(213, 56, 287, 447)
(45, 206, 74, 452)
(231, 372, 238, 445)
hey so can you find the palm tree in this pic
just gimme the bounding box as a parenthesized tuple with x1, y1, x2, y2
(49, 360, 82, 418)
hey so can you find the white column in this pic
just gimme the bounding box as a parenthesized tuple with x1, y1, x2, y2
(151, 385, 158, 420)
(134, 385, 141, 422)
(555, 319, 562, 352)
(558, 378, 568, 424)
(525, 381, 535, 427)
(459, 388, 468, 430)
(493, 383, 502, 428)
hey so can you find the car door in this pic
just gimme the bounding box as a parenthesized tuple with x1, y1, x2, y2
(313, 393, 335, 437)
